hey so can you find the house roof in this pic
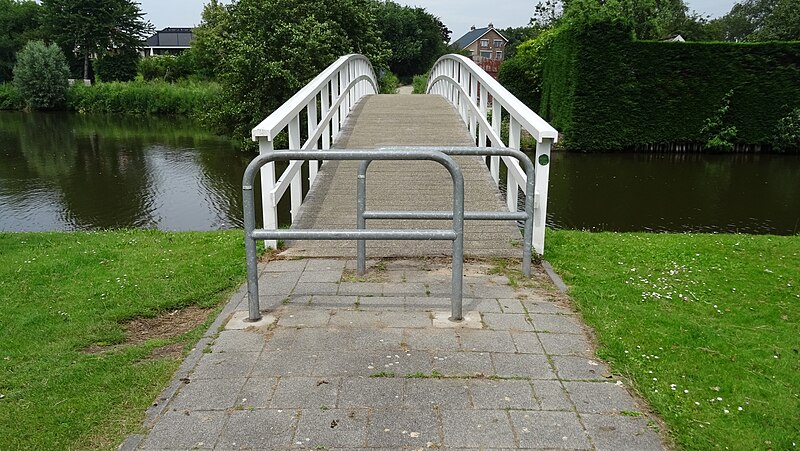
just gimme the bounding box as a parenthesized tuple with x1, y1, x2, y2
(144, 28, 195, 47)
(453, 26, 508, 49)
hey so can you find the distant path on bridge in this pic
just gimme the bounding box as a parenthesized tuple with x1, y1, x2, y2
(283, 94, 522, 258)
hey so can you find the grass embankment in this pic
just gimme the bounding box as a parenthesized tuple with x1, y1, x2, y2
(546, 230, 799, 450)
(0, 230, 246, 449)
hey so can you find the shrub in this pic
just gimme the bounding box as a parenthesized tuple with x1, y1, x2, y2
(701, 90, 738, 152)
(12, 40, 70, 110)
(378, 70, 399, 94)
(138, 53, 194, 82)
(412, 73, 428, 94)
(0, 83, 24, 110)
(772, 107, 800, 153)
(94, 50, 140, 82)
(67, 80, 221, 118)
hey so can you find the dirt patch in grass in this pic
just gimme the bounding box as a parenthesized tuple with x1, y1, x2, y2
(85, 306, 213, 354)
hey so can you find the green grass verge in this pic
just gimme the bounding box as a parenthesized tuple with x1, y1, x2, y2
(546, 230, 799, 450)
(0, 230, 246, 449)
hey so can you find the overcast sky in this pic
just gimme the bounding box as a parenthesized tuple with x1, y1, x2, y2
(138, 0, 737, 41)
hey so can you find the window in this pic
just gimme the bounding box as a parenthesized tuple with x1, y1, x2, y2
(494, 40, 503, 48)
(480, 51, 492, 59)
(495, 51, 503, 60)
(480, 39, 489, 47)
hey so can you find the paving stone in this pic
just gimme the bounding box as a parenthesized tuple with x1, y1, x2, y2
(405, 296, 450, 311)
(252, 350, 320, 377)
(403, 379, 472, 409)
(310, 295, 359, 308)
(432, 351, 494, 377)
(441, 410, 516, 448)
(538, 332, 593, 356)
(348, 328, 403, 350)
(481, 313, 533, 331)
(264, 328, 297, 351)
(565, 381, 638, 414)
(402, 329, 459, 351)
(339, 378, 404, 408)
(294, 408, 369, 448)
(270, 377, 340, 409)
(170, 377, 246, 411)
(237, 377, 277, 409)
(299, 270, 344, 284)
(139, 410, 227, 450)
(520, 299, 568, 314)
(470, 284, 517, 299)
(462, 298, 502, 313)
(304, 259, 347, 271)
(529, 313, 585, 334)
(381, 283, 428, 296)
(367, 408, 442, 447)
(470, 379, 537, 410)
(212, 330, 267, 353)
(277, 308, 332, 327)
(259, 271, 301, 296)
(293, 282, 340, 296)
(492, 353, 556, 379)
(532, 380, 573, 411)
(497, 299, 526, 314)
(381, 310, 432, 328)
(328, 310, 382, 328)
(424, 282, 455, 297)
(357, 296, 405, 311)
(510, 410, 591, 449)
(264, 259, 307, 272)
(337, 282, 385, 296)
(191, 352, 258, 380)
(552, 356, 612, 381)
(510, 331, 546, 354)
(582, 414, 665, 451)
(216, 409, 298, 449)
(283, 327, 351, 350)
(313, 350, 431, 377)
(458, 329, 516, 353)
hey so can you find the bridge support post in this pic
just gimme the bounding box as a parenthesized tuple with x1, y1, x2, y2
(533, 138, 554, 255)
(258, 137, 278, 250)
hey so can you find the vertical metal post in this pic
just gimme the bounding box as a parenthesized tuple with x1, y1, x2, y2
(258, 138, 278, 249)
(288, 115, 303, 221)
(450, 162, 465, 322)
(522, 162, 535, 278)
(506, 118, 521, 212)
(243, 171, 262, 322)
(357, 160, 369, 276)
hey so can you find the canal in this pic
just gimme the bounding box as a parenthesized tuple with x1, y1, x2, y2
(1, 112, 798, 235)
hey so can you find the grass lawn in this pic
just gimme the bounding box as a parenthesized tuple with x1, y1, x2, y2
(546, 230, 799, 450)
(0, 230, 246, 449)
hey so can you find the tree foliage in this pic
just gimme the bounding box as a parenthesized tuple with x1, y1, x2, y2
(707, 0, 800, 42)
(0, 0, 42, 82)
(13, 40, 69, 109)
(373, 1, 449, 78)
(193, 0, 390, 142)
(41, 0, 153, 80)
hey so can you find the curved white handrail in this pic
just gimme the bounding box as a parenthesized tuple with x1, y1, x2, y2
(427, 54, 558, 254)
(251, 54, 378, 248)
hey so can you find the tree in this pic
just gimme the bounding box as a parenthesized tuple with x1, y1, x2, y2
(749, 0, 800, 40)
(189, 0, 230, 79)
(197, 0, 390, 142)
(13, 40, 69, 109)
(374, 1, 449, 78)
(0, 0, 42, 82)
(41, 0, 153, 80)
(707, 0, 799, 42)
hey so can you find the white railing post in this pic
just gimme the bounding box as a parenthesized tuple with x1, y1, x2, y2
(332, 74, 340, 139)
(288, 115, 303, 221)
(533, 138, 553, 254)
(506, 117, 521, 212)
(470, 75, 478, 139)
(322, 82, 331, 150)
(258, 137, 278, 249)
(479, 86, 488, 148)
(307, 98, 319, 183)
(490, 101, 501, 184)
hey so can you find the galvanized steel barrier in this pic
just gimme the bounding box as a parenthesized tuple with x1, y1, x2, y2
(243, 149, 466, 323)
(357, 146, 537, 278)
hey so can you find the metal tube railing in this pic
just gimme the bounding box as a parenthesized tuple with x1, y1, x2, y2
(243, 149, 466, 323)
(356, 146, 536, 277)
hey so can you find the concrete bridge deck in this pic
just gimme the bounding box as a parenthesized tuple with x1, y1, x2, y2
(282, 94, 522, 259)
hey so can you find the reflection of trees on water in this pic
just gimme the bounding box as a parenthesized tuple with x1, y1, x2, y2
(194, 143, 257, 228)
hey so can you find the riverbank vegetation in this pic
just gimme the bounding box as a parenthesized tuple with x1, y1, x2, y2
(0, 230, 247, 449)
(546, 230, 800, 450)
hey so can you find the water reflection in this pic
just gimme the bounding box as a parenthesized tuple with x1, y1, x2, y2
(0, 112, 257, 231)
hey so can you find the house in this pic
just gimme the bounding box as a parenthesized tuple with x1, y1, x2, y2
(141, 28, 195, 57)
(453, 23, 508, 63)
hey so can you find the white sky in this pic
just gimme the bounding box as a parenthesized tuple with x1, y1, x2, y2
(138, 0, 737, 41)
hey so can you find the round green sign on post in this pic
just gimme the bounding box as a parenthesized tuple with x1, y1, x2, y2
(538, 154, 550, 166)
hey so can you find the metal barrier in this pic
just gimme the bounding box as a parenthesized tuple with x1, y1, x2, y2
(243, 149, 466, 323)
(357, 146, 537, 278)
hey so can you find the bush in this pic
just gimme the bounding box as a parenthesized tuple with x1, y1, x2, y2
(94, 50, 140, 82)
(412, 73, 428, 94)
(378, 70, 399, 94)
(138, 53, 195, 82)
(13, 40, 70, 110)
(0, 83, 24, 110)
(772, 107, 800, 153)
(67, 80, 221, 118)
(498, 27, 561, 111)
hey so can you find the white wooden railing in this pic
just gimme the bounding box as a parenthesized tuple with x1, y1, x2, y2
(427, 54, 558, 254)
(251, 54, 377, 248)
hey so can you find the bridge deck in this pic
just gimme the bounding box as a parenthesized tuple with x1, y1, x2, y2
(283, 94, 521, 258)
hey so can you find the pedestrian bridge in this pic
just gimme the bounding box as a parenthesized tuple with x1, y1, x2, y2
(250, 54, 557, 259)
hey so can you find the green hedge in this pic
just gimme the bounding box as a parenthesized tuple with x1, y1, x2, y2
(533, 22, 800, 151)
(67, 80, 221, 118)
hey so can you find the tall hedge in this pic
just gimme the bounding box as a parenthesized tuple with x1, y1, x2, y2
(535, 21, 800, 152)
